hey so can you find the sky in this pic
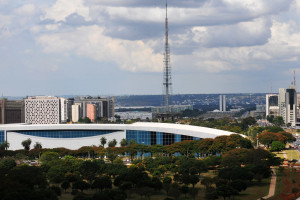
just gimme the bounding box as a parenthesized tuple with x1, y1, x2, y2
(0, 0, 300, 96)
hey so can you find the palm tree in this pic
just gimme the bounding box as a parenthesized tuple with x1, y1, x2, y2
(0, 141, 10, 150)
(21, 138, 32, 151)
(100, 137, 107, 147)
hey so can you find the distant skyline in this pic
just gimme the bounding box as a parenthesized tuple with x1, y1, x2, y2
(0, 0, 299, 96)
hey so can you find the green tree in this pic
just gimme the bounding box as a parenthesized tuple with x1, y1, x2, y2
(0, 141, 10, 150)
(21, 138, 32, 151)
(163, 176, 172, 195)
(0, 158, 16, 171)
(72, 179, 90, 192)
(201, 177, 215, 189)
(40, 151, 59, 163)
(61, 181, 70, 192)
(100, 137, 107, 147)
(120, 138, 128, 147)
(92, 176, 112, 191)
(271, 141, 285, 152)
(78, 117, 91, 123)
(108, 139, 117, 147)
(217, 184, 238, 200)
(79, 160, 99, 184)
(257, 132, 279, 148)
(273, 116, 284, 126)
(34, 142, 42, 149)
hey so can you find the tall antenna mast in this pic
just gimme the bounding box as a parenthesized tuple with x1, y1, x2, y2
(163, 0, 172, 113)
(294, 70, 296, 87)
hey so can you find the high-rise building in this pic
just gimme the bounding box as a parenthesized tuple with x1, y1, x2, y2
(297, 94, 300, 120)
(60, 98, 67, 123)
(74, 96, 114, 119)
(286, 88, 297, 126)
(24, 96, 60, 124)
(266, 94, 279, 117)
(0, 98, 25, 124)
(219, 95, 226, 112)
(72, 104, 80, 123)
(87, 104, 96, 122)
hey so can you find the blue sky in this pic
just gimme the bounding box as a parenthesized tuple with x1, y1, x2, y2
(0, 0, 299, 96)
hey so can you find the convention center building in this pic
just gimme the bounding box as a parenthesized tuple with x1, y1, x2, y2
(0, 122, 232, 150)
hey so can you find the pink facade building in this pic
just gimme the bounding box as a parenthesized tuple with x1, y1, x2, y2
(87, 104, 96, 122)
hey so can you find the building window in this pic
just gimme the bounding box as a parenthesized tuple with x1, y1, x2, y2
(14, 130, 119, 138)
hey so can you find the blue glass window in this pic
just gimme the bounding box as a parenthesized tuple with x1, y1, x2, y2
(14, 130, 119, 138)
(0, 131, 4, 143)
(126, 130, 200, 146)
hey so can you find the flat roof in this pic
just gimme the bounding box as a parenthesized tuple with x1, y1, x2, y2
(0, 122, 233, 139)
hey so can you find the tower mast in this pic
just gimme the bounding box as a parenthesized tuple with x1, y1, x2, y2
(163, 1, 171, 113)
(294, 70, 296, 87)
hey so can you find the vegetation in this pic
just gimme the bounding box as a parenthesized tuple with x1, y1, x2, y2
(0, 131, 286, 200)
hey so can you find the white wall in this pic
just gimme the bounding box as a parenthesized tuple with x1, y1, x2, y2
(7, 131, 125, 150)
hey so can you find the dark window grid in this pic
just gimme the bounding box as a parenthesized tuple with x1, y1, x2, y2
(14, 130, 119, 139)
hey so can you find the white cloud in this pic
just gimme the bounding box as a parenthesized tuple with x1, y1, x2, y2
(14, 4, 36, 16)
(36, 25, 162, 72)
(42, 0, 90, 22)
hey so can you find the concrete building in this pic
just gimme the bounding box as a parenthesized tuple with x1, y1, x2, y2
(219, 95, 226, 112)
(266, 86, 299, 126)
(266, 94, 279, 117)
(151, 105, 193, 113)
(0, 98, 24, 124)
(286, 88, 297, 126)
(87, 104, 96, 122)
(24, 96, 60, 124)
(0, 122, 233, 150)
(72, 104, 80, 123)
(60, 98, 67, 123)
(74, 96, 115, 119)
(115, 112, 153, 120)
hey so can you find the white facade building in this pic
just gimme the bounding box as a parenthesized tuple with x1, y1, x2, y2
(72, 104, 80, 123)
(0, 122, 233, 150)
(25, 96, 60, 124)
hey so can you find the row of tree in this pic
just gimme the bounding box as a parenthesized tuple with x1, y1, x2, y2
(0, 134, 254, 161)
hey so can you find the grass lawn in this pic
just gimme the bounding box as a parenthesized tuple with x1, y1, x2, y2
(285, 150, 300, 160)
(233, 178, 271, 200)
(276, 150, 300, 160)
(276, 152, 285, 159)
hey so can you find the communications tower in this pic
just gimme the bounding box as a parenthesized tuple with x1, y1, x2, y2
(163, 1, 172, 113)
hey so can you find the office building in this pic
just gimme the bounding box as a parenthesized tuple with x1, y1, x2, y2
(0, 98, 24, 124)
(74, 96, 115, 119)
(266, 94, 279, 117)
(24, 96, 60, 124)
(285, 88, 297, 126)
(87, 104, 96, 122)
(219, 95, 226, 112)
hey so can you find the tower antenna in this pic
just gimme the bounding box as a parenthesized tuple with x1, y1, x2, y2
(294, 69, 296, 87)
(163, 0, 172, 113)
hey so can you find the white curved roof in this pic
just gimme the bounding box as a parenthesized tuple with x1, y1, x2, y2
(0, 122, 233, 139)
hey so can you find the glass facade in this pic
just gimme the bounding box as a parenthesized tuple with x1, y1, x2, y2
(0, 131, 4, 143)
(126, 130, 200, 146)
(14, 130, 119, 138)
